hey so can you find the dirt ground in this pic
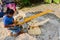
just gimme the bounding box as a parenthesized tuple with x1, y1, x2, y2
(0, 3, 60, 40)
(20, 3, 60, 18)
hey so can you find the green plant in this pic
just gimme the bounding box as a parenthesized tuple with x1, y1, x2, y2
(15, 0, 43, 9)
(22, 0, 31, 5)
(15, 0, 31, 8)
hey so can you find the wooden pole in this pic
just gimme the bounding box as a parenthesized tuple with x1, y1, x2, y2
(17, 10, 53, 25)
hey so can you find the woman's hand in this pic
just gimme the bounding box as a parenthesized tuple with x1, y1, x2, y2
(14, 20, 18, 24)
(12, 24, 16, 27)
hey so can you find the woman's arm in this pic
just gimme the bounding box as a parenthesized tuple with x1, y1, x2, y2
(4, 24, 15, 28)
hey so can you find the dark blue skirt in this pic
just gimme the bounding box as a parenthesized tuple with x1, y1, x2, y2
(0, 12, 4, 17)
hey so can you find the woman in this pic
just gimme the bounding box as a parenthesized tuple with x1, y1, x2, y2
(2, 0, 16, 11)
(0, 1, 4, 17)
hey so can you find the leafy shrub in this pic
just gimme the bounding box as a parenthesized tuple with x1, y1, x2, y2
(15, 0, 43, 8)
(15, 0, 31, 8)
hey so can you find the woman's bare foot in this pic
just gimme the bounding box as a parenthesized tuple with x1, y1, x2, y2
(9, 32, 17, 37)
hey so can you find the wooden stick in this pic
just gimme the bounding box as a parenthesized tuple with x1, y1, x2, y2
(17, 10, 53, 25)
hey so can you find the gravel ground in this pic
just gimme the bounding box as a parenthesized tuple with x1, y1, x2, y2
(31, 13, 60, 40)
(22, 13, 60, 40)
(21, 3, 60, 18)
(0, 3, 60, 40)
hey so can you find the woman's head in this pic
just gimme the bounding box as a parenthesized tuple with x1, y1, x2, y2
(6, 8, 14, 17)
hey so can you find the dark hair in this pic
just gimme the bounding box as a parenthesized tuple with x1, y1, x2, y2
(6, 8, 14, 15)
